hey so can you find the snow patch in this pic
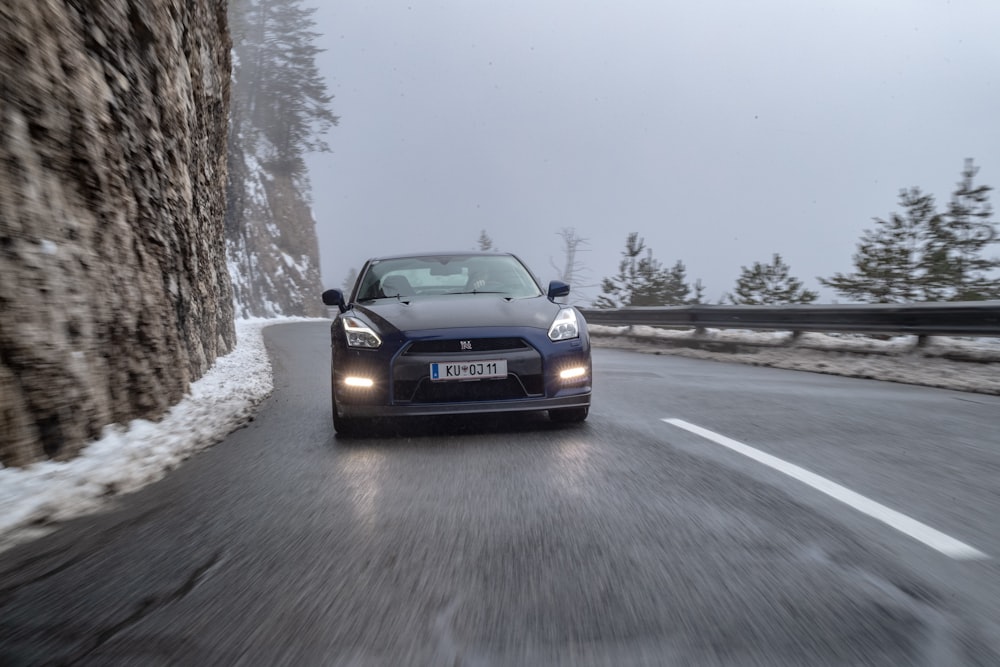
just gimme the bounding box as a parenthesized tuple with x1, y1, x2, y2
(589, 325, 1000, 394)
(0, 317, 323, 553)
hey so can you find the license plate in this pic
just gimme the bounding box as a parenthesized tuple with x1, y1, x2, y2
(430, 359, 507, 381)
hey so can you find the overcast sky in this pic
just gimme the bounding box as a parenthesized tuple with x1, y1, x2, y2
(304, 0, 999, 303)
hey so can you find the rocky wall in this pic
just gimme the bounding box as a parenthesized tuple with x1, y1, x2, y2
(0, 0, 235, 466)
(225, 161, 327, 319)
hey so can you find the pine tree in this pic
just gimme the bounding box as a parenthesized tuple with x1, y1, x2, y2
(688, 279, 706, 305)
(594, 233, 644, 308)
(595, 234, 690, 307)
(628, 251, 671, 306)
(728, 254, 818, 305)
(658, 260, 692, 305)
(926, 159, 998, 300)
(230, 0, 338, 176)
(819, 161, 998, 303)
(819, 188, 939, 303)
(477, 230, 495, 251)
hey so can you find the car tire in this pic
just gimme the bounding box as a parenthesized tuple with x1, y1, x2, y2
(549, 406, 589, 423)
(332, 392, 361, 436)
(333, 411, 361, 436)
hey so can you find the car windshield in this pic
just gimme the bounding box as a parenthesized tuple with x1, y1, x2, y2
(354, 254, 543, 301)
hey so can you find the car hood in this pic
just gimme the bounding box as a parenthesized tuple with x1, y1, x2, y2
(354, 295, 560, 333)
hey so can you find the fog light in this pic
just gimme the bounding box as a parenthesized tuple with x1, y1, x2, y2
(559, 366, 587, 380)
(344, 376, 374, 388)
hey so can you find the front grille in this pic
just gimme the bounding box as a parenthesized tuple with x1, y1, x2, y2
(392, 337, 543, 404)
(396, 376, 531, 403)
(403, 338, 531, 355)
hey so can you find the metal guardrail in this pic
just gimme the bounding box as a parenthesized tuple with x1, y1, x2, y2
(578, 301, 1000, 337)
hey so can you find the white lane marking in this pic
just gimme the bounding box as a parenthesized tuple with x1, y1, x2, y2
(663, 418, 989, 561)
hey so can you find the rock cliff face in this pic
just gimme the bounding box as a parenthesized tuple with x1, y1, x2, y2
(225, 166, 326, 318)
(0, 1, 235, 466)
(225, 133, 326, 319)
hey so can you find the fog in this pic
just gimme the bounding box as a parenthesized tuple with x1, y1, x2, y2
(304, 0, 999, 304)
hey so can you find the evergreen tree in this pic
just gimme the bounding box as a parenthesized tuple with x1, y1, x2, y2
(477, 230, 495, 251)
(595, 233, 690, 307)
(820, 160, 998, 302)
(926, 159, 998, 300)
(658, 260, 692, 305)
(230, 0, 338, 176)
(819, 188, 939, 303)
(688, 279, 706, 305)
(627, 251, 670, 306)
(594, 233, 643, 308)
(727, 254, 818, 305)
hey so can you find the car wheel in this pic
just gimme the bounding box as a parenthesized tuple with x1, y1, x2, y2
(332, 391, 361, 436)
(333, 411, 361, 436)
(549, 406, 589, 423)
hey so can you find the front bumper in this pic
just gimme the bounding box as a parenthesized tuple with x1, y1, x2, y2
(336, 392, 591, 418)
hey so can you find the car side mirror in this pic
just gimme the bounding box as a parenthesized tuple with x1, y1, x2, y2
(547, 280, 571, 299)
(322, 288, 348, 312)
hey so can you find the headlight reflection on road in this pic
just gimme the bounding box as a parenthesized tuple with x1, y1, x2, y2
(336, 450, 387, 534)
(550, 438, 594, 497)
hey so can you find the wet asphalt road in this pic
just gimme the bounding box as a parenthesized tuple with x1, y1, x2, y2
(2, 321, 999, 665)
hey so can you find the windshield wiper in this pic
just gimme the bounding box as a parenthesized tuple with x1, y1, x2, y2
(446, 290, 508, 295)
(357, 295, 409, 303)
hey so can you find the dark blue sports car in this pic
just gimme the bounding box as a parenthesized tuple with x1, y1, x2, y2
(321, 252, 592, 434)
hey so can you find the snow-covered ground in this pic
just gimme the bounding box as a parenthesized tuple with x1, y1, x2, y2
(2, 318, 998, 553)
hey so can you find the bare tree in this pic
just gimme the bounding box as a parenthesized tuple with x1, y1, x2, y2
(549, 227, 590, 286)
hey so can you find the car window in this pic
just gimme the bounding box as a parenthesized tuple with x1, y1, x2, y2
(355, 255, 542, 300)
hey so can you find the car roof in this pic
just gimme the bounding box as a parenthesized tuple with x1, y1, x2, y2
(365, 251, 517, 262)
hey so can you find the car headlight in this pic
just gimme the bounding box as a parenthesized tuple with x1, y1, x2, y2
(343, 316, 381, 349)
(548, 307, 580, 341)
